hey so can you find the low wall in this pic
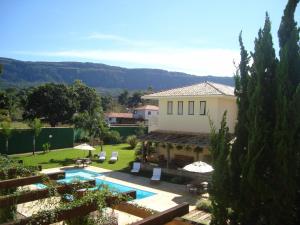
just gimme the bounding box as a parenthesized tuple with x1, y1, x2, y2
(0, 127, 74, 155)
(141, 163, 212, 183)
(110, 126, 147, 138)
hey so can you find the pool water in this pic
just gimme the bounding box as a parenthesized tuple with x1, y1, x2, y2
(36, 169, 155, 200)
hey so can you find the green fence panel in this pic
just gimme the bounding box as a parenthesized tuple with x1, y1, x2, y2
(109, 126, 147, 138)
(0, 127, 74, 155)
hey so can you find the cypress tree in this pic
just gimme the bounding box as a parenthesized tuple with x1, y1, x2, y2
(239, 14, 277, 225)
(209, 111, 231, 225)
(229, 33, 250, 224)
(273, 0, 300, 223)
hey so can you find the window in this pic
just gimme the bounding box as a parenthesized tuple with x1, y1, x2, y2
(167, 101, 173, 114)
(200, 101, 206, 115)
(178, 101, 183, 115)
(188, 101, 194, 115)
(148, 111, 151, 115)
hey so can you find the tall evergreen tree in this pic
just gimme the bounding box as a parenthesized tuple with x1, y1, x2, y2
(209, 111, 231, 225)
(239, 14, 277, 225)
(273, 0, 300, 223)
(229, 33, 250, 224)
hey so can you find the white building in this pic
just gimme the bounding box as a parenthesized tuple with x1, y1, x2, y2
(140, 82, 237, 165)
(142, 81, 237, 133)
(133, 105, 159, 120)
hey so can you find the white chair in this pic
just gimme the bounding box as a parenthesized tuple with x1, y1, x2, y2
(151, 168, 161, 182)
(98, 151, 106, 162)
(110, 151, 118, 163)
(131, 162, 141, 173)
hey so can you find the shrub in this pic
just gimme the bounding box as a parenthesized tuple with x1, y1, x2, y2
(103, 130, 122, 144)
(126, 135, 138, 149)
(42, 142, 51, 153)
(196, 199, 213, 213)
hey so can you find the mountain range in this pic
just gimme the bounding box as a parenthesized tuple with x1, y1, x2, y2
(0, 57, 234, 93)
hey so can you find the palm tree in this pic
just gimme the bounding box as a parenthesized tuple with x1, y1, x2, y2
(28, 118, 42, 155)
(0, 121, 13, 153)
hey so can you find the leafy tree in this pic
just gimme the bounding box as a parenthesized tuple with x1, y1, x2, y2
(209, 111, 231, 225)
(71, 80, 101, 114)
(73, 111, 108, 152)
(273, 0, 300, 223)
(28, 118, 43, 155)
(101, 95, 113, 112)
(0, 121, 13, 153)
(128, 91, 143, 107)
(23, 83, 76, 127)
(118, 90, 129, 106)
(229, 33, 250, 222)
(239, 14, 278, 225)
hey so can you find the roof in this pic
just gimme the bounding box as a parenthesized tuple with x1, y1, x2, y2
(139, 131, 210, 147)
(135, 105, 159, 111)
(105, 112, 133, 119)
(142, 82, 235, 99)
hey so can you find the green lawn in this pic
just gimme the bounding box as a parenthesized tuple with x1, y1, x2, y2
(11, 143, 136, 171)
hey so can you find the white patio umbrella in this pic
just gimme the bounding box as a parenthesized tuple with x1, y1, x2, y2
(74, 143, 95, 157)
(183, 161, 214, 173)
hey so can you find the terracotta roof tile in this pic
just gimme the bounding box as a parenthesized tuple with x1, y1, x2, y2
(105, 113, 133, 118)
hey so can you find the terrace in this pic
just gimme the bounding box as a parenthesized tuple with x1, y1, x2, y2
(2, 143, 211, 224)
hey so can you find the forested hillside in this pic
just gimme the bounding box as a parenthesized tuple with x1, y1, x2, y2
(0, 57, 234, 91)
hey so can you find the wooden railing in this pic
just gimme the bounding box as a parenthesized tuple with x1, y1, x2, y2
(0, 171, 65, 189)
(131, 203, 189, 225)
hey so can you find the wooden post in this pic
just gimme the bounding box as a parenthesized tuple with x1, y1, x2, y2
(0, 180, 96, 207)
(130, 203, 189, 225)
(167, 148, 170, 169)
(0, 171, 65, 190)
(0, 191, 136, 225)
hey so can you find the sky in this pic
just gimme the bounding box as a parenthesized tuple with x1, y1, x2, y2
(0, 0, 299, 76)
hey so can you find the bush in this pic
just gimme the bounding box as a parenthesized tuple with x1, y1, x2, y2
(103, 130, 122, 144)
(42, 142, 51, 153)
(196, 199, 212, 213)
(126, 135, 138, 149)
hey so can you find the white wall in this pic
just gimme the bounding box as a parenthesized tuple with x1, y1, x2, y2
(105, 117, 117, 124)
(133, 109, 159, 120)
(151, 96, 236, 134)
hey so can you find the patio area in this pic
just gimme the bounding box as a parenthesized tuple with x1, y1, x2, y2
(32, 165, 200, 224)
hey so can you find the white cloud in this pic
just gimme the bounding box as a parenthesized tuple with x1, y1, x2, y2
(85, 33, 157, 47)
(14, 48, 239, 76)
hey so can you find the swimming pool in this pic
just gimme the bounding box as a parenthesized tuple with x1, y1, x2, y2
(36, 169, 155, 200)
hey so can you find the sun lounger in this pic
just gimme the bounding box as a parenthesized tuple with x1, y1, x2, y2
(109, 151, 118, 163)
(98, 151, 106, 162)
(151, 168, 161, 183)
(131, 162, 141, 173)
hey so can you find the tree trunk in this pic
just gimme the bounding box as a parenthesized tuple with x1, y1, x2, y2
(33, 136, 35, 155)
(167, 148, 170, 169)
(100, 140, 103, 152)
(5, 138, 8, 154)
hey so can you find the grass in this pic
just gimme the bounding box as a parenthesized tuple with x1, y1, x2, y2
(11, 143, 135, 171)
(10, 143, 192, 184)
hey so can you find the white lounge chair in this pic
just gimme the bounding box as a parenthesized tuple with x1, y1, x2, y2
(109, 151, 118, 163)
(131, 162, 141, 173)
(151, 168, 161, 183)
(98, 151, 106, 162)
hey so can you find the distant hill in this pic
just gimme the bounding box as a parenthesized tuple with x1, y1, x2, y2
(0, 57, 234, 92)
